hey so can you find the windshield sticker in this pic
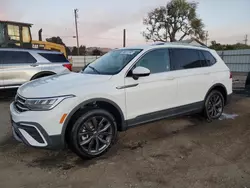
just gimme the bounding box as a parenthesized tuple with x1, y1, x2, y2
(120, 50, 137, 55)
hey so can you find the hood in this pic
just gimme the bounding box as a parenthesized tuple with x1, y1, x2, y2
(18, 72, 112, 98)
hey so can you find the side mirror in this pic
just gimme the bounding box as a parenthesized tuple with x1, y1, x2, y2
(132, 66, 150, 80)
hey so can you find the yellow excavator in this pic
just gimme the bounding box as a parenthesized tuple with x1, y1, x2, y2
(0, 20, 67, 57)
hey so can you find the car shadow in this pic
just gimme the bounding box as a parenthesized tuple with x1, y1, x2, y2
(0, 133, 121, 171)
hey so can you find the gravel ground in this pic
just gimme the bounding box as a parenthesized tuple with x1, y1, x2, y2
(0, 89, 250, 188)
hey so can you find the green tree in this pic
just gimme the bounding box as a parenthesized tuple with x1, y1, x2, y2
(142, 0, 205, 42)
(92, 48, 102, 56)
(233, 43, 250, 50)
(45, 36, 70, 56)
(46, 36, 65, 45)
(209, 40, 223, 50)
(79, 45, 86, 55)
(72, 47, 78, 55)
(66, 47, 71, 56)
(209, 41, 250, 50)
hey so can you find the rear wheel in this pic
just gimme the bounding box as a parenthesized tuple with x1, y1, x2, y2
(204, 90, 224, 120)
(68, 108, 117, 159)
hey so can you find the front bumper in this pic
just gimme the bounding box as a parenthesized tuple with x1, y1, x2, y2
(9, 97, 78, 149)
(11, 120, 63, 149)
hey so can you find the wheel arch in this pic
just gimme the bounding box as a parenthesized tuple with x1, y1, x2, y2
(61, 98, 126, 146)
(30, 71, 56, 80)
(204, 83, 228, 104)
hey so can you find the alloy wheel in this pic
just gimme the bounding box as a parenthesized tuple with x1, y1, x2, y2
(77, 116, 113, 155)
(207, 93, 223, 119)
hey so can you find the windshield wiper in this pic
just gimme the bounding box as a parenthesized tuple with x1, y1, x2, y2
(88, 65, 101, 74)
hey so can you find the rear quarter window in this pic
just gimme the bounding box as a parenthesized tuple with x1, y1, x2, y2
(39, 53, 69, 63)
(201, 51, 217, 66)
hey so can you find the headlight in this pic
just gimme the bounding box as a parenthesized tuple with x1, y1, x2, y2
(25, 95, 75, 111)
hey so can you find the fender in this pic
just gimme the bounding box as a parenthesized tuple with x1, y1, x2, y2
(204, 83, 228, 101)
(61, 98, 126, 146)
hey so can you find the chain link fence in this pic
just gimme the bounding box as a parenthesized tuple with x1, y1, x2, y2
(217, 49, 250, 72)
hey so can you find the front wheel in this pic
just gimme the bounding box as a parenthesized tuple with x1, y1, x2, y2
(204, 90, 224, 120)
(69, 108, 117, 159)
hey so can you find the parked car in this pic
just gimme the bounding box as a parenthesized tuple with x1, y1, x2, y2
(0, 48, 72, 89)
(10, 43, 232, 159)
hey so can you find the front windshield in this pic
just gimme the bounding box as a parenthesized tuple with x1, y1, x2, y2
(82, 49, 142, 75)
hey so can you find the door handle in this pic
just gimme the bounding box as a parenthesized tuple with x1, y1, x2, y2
(30, 64, 39, 67)
(116, 83, 139, 89)
(204, 72, 210, 75)
(166, 77, 175, 80)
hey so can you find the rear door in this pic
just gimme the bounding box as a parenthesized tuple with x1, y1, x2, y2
(1, 51, 37, 87)
(169, 48, 213, 107)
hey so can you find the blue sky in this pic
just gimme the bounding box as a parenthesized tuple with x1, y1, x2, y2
(1, 0, 249, 48)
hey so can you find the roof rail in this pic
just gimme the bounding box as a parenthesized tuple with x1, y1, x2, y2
(151, 41, 208, 48)
(151, 42, 166, 45)
(171, 41, 208, 48)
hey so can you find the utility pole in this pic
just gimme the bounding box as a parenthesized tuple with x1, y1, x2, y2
(123, 29, 126, 47)
(205, 31, 209, 46)
(244, 34, 248, 45)
(74, 9, 80, 55)
(166, 8, 168, 42)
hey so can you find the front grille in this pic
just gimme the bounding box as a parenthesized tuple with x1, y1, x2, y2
(14, 95, 29, 112)
(14, 129, 22, 139)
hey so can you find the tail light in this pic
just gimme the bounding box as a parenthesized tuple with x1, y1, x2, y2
(230, 72, 232, 79)
(63, 63, 72, 71)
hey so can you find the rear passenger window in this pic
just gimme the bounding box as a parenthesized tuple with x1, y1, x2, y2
(39, 53, 68, 62)
(2, 51, 36, 64)
(135, 49, 170, 74)
(202, 51, 216, 66)
(170, 49, 202, 70)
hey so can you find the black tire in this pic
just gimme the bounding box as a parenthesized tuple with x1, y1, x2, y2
(204, 90, 224, 120)
(68, 108, 118, 159)
(245, 72, 250, 89)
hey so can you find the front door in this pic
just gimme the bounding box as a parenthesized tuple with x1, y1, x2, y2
(125, 48, 178, 125)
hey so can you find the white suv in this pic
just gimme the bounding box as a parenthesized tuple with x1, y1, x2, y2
(10, 43, 232, 159)
(0, 48, 72, 89)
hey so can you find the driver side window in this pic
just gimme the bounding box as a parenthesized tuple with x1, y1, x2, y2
(135, 48, 170, 74)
